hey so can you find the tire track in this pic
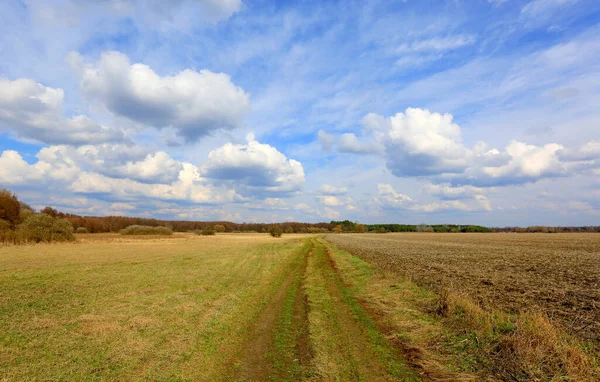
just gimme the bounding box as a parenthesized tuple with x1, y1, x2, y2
(235, 243, 313, 381)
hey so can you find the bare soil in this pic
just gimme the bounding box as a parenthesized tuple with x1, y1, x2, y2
(325, 233, 600, 343)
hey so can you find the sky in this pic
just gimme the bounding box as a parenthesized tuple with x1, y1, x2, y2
(0, 0, 599, 226)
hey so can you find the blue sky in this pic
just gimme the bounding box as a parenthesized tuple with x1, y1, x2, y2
(1, 0, 599, 226)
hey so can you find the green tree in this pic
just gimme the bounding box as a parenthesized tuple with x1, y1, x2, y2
(269, 225, 282, 238)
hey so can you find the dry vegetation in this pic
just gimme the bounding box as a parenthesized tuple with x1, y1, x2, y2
(325, 233, 600, 343)
(325, 232, 600, 380)
(0, 234, 304, 380)
(0, 233, 418, 381)
(3, 231, 598, 380)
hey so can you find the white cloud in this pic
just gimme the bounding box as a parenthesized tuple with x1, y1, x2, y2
(521, 0, 579, 18)
(317, 184, 348, 195)
(318, 129, 335, 151)
(30, 0, 243, 28)
(424, 183, 488, 200)
(393, 35, 476, 54)
(375, 183, 491, 213)
(0, 78, 125, 145)
(345, 108, 599, 187)
(113, 152, 183, 184)
(28, 144, 183, 184)
(244, 198, 289, 211)
(69, 51, 250, 142)
(0, 145, 241, 208)
(558, 140, 600, 161)
(0, 150, 43, 185)
(338, 133, 383, 154)
(70, 163, 238, 204)
(410, 195, 492, 213)
(375, 184, 413, 208)
(364, 108, 470, 176)
(316, 195, 343, 206)
(203, 135, 305, 196)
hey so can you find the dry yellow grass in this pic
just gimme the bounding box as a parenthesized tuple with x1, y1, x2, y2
(324, 233, 600, 380)
(0, 233, 305, 380)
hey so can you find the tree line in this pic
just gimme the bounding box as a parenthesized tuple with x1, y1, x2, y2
(1, 188, 598, 241)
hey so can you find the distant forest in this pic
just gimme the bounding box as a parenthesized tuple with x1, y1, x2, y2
(27, 209, 600, 234)
(1, 188, 598, 234)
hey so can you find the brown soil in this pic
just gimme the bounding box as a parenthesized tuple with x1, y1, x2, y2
(325, 233, 600, 344)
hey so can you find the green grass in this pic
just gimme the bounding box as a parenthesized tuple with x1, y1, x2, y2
(0, 235, 303, 381)
(303, 239, 417, 381)
(8, 233, 570, 381)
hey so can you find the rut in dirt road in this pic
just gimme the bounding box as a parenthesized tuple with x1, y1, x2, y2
(235, 243, 313, 381)
(305, 239, 418, 381)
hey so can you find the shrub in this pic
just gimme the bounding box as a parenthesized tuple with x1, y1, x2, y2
(0, 219, 10, 233)
(269, 225, 282, 238)
(17, 214, 75, 243)
(76, 227, 90, 234)
(119, 225, 173, 236)
(40, 207, 59, 218)
(0, 189, 21, 227)
(201, 226, 215, 236)
(214, 224, 226, 232)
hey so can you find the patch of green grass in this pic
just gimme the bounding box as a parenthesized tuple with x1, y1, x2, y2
(304, 239, 417, 381)
(0, 235, 304, 381)
(271, 273, 302, 380)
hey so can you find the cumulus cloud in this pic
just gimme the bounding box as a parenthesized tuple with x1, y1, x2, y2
(316, 195, 343, 207)
(374, 184, 413, 208)
(70, 163, 238, 204)
(337, 108, 599, 187)
(0, 150, 44, 185)
(317, 184, 348, 195)
(69, 51, 250, 142)
(557, 140, 600, 161)
(0, 78, 125, 145)
(203, 135, 306, 196)
(375, 183, 491, 212)
(28, 144, 183, 184)
(364, 108, 470, 176)
(110, 152, 183, 184)
(0, 145, 240, 207)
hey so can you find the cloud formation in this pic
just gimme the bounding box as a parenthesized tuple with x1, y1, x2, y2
(333, 108, 599, 188)
(0, 78, 125, 145)
(317, 185, 348, 196)
(203, 134, 306, 196)
(375, 183, 492, 213)
(364, 108, 470, 176)
(69, 51, 250, 142)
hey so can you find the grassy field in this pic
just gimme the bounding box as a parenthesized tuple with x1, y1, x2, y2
(1, 233, 418, 381)
(1, 233, 599, 381)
